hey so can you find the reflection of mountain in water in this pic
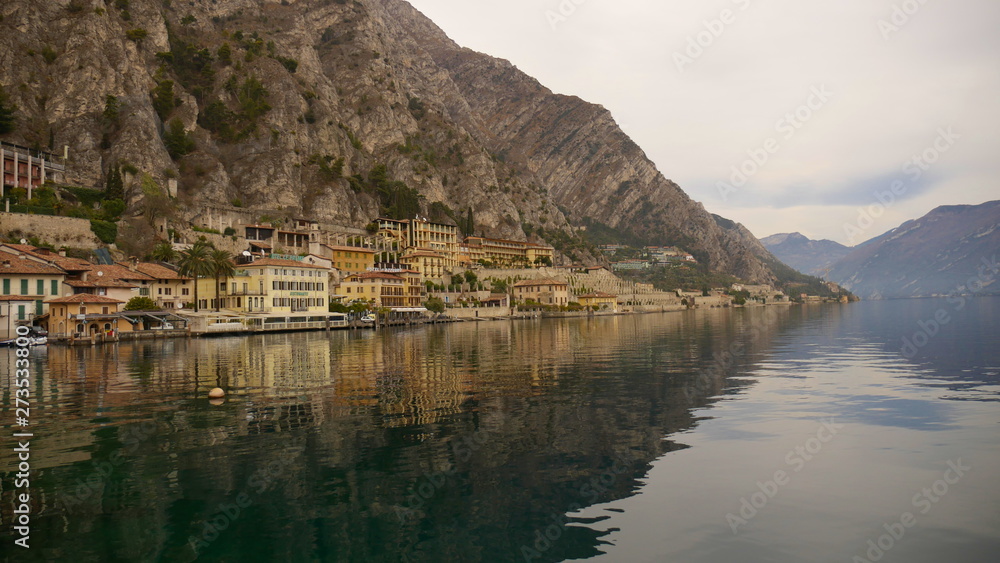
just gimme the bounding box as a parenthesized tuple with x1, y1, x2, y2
(4, 308, 813, 562)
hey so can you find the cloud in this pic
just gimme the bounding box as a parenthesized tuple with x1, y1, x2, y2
(404, 0, 1000, 244)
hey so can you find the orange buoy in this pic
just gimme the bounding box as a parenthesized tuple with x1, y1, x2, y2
(208, 388, 225, 399)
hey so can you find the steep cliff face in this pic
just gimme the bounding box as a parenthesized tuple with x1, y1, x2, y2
(0, 0, 779, 282)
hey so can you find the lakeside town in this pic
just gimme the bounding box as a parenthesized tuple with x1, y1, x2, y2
(0, 141, 833, 345)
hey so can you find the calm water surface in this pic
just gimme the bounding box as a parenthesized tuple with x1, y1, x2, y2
(1, 298, 998, 562)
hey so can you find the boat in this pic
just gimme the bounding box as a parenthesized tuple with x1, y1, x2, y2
(0, 336, 47, 347)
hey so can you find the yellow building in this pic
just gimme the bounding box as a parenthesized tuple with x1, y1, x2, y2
(513, 278, 569, 307)
(463, 237, 555, 268)
(337, 270, 424, 309)
(197, 258, 330, 314)
(578, 292, 618, 311)
(319, 244, 377, 277)
(525, 242, 554, 266)
(44, 294, 126, 339)
(402, 250, 447, 281)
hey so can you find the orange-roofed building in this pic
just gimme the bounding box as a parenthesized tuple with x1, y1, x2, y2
(0, 250, 67, 324)
(43, 293, 127, 340)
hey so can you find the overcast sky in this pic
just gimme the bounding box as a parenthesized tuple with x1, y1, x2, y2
(403, 0, 1000, 245)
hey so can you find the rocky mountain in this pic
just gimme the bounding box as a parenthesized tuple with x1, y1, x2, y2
(827, 201, 1000, 299)
(0, 0, 778, 282)
(761, 232, 852, 277)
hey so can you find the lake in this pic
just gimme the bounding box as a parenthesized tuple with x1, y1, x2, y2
(1, 298, 998, 562)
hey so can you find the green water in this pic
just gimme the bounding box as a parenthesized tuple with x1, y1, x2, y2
(1, 300, 998, 562)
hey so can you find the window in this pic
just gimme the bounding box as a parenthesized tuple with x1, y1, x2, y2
(80, 306, 87, 314)
(139, 288, 150, 296)
(21, 279, 28, 295)
(158, 288, 163, 295)
(102, 306, 109, 314)
(165, 288, 172, 296)
(2, 279, 9, 294)
(182, 288, 189, 296)
(37, 280, 44, 295)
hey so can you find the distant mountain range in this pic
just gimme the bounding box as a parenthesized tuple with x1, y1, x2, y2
(760, 233, 851, 277)
(764, 201, 1000, 299)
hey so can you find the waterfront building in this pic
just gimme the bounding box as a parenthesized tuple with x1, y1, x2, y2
(198, 257, 330, 314)
(513, 278, 570, 307)
(43, 293, 126, 339)
(337, 270, 424, 309)
(577, 292, 618, 311)
(0, 249, 66, 323)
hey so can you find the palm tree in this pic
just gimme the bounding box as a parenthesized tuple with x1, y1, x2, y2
(177, 240, 212, 312)
(208, 248, 236, 312)
(150, 241, 176, 263)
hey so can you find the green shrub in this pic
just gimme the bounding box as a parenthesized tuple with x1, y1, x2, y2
(124, 296, 159, 311)
(102, 199, 126, 221)
(125, 28, 148, 42)
(41, 46, 58, 65)
(90, 220, 118, 244)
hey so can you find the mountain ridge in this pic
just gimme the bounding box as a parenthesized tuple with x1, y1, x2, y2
(827, 201, 1000, 299)
(760, 232, 852, 277)
(1, 0, 779, 282)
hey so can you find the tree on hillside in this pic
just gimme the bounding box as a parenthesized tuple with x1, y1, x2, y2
(208, 248, 235, 312)
(177, 240, 212, 312)
(0, 85, 18, 135)
(163, 118, 195, 159)
(105, 165, 124, 200)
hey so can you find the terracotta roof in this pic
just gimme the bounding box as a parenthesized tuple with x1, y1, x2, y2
(323, 244, 376, 254)
(65, 279, 139, 289)
(241, 258, 329, 269)
(118, 261, 192, 281)
(0, 295, 44, 302)
(248, 241, 272, 249)
(0, 251, 67, 275)
(2, 244, 95, 271)
(87, 264, 156, 282)
(513, 278, 568, 288)
(45, 294, 124, 304)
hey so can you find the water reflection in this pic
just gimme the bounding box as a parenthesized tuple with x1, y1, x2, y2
(8, 300, 994, 563)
